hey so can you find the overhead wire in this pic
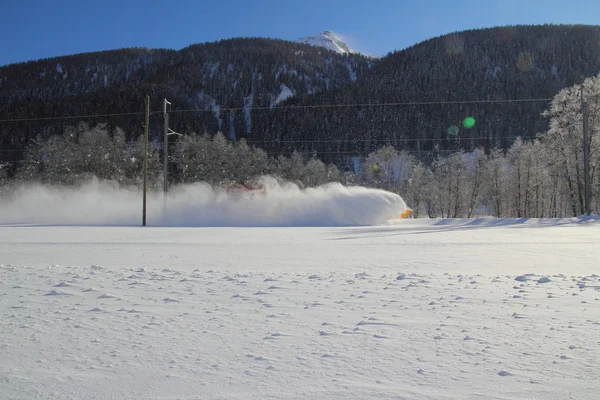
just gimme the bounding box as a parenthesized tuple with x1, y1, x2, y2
(0, 111, 146, 123)
(0, 97, 554, 123)
(0, 96, 551, 167)
(0, 135, 532, 153)
(165, 97, 554, 114)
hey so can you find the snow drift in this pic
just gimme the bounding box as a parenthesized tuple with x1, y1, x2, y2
(0, 177, 408, 227)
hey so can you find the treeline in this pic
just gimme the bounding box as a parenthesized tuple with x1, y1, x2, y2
(362, 73, 600, 217)
(2, 74, 598, 218)
(7, 123, 347, 191)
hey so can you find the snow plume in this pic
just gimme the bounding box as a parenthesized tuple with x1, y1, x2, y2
(0, 177, 408, 227)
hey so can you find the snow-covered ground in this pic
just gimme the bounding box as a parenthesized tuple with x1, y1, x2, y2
(2, 217, 600, 399)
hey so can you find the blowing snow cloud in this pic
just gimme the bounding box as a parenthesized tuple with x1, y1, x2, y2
(0, 177, 408, 227)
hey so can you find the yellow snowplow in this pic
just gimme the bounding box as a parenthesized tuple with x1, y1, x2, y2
(400, 209, 412, 219)
(389, 209, 413, 220)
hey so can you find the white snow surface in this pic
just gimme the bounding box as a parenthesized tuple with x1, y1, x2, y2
(297, 31, 357, 54)
(271, 84, 295, 107)
(243, 85, 254, 134)
(211, 103, 222, 131)
(346, 62, 357, 81)
(1, 181, 600, 399)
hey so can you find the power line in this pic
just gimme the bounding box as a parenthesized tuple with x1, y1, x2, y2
(0, 97, 554, 123)
(0, 135, 528, 153)
(0, 111, 145, 123)
(165, 98, 554, 114)
(242, 136, 517, 144)
(0, 148, 486, 166)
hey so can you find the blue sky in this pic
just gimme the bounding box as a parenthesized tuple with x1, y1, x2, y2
(2, 0, 599, 66)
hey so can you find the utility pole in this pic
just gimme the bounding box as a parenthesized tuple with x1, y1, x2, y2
(161, 99, 182, 221)
(163, 98, 171, 195)
(142, 95, 150, 226)
(582, 86, 591, 216)
(162, 98, 171, 222)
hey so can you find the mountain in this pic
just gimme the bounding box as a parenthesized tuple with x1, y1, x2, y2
(1, 24, 600, 172)
(253, 24, 600, 164)
(0, 37, 371, 167)
(296, 31, 357, 55)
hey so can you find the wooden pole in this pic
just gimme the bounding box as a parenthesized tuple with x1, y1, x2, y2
(142, 95, 150, 226)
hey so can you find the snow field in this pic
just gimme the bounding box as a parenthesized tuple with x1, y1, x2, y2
(1, 220, 600, 399)
(2, 262, 599, 399)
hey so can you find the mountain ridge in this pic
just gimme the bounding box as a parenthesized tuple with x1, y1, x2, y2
(1, 24, 600, 171)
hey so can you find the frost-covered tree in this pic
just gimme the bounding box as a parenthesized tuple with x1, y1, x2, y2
(361, 146, 417, 195)
(541, 73, 600, 216)
(465, 148, 486, 218)
(302, 158, 328, 187)
(275, 151, 305, 183)
(402, 162, 429, 218)
(362, 145, 398, 191)
(431, 152, 469, 218)
(529, 140, 559, 218)
(245, 146, 271, 179)
(0, 163, 8, 191)
(326, 163, 342, 184)
(15, 123, 161, 187)
(418, 166, 438, 218)
(507, 138, 532, 217)
(172, 134, 210, 183)
(172, 132, 286, 185)
(340, 170, 357, 186)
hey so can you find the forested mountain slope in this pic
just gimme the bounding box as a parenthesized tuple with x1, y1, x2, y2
(1, 25, 600, 168)
(253, 25, 600, 163)
(0, 37, 370, 164)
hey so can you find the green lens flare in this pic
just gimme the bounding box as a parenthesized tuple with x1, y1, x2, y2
(463, 117, 476, 129)
(447, 125, 459, 136)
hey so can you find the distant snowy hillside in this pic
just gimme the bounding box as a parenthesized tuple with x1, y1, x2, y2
(297, 31, 357, 54)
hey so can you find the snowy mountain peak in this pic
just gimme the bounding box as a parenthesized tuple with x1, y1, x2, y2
(297, 31, 357, 54)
